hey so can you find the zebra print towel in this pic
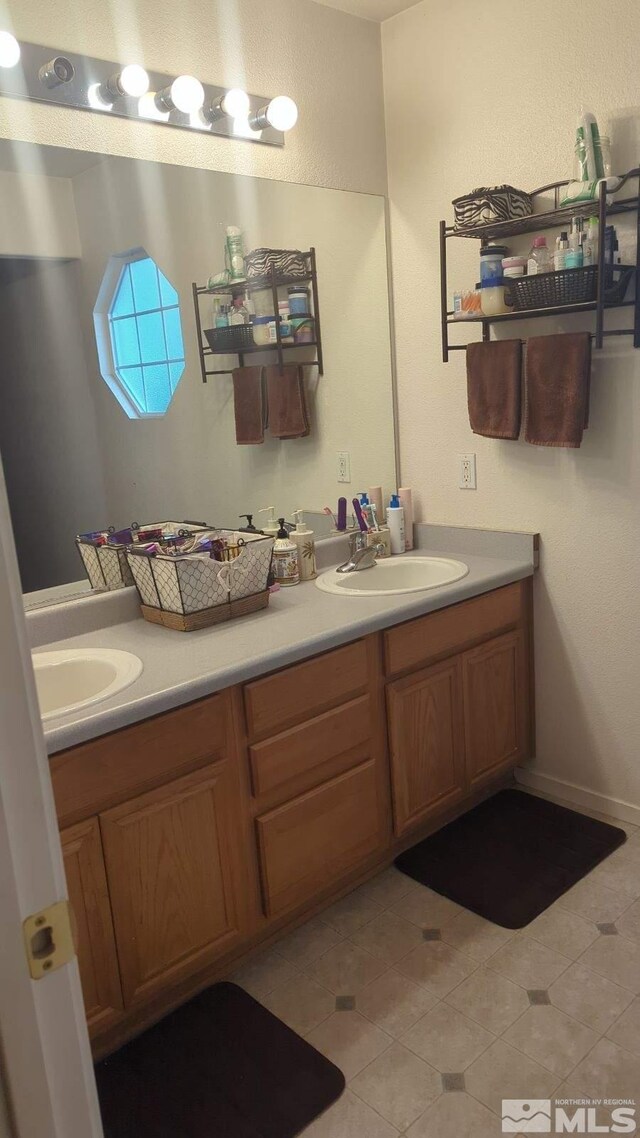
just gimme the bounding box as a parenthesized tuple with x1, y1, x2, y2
(453, 185, 532, 229)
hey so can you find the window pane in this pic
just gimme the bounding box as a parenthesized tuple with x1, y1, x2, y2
(158, 270, 178, 307)
(117, 365, 146, 410)
(110, 265, 134, 317)
(169, 361, 184, 392)
(110, 315, 141, 368)
(163, 307, 184, 361)
(130, 257, 160, 312)
(136, 310, 165, 365)
(143, 364, 171, 414)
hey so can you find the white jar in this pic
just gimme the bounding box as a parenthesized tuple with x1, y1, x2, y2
(480, 286, 508, 316)
(253, 317, 277, 346)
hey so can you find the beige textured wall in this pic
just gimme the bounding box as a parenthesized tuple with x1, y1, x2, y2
(383, 0, 640, 813)
(0, 0, 387, 194)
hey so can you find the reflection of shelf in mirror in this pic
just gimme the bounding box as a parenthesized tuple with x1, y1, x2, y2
(203, 341, 318, 357)
(202, 272, 315, 295)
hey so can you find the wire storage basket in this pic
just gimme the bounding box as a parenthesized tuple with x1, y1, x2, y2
(125, 529, 275, 631)
(506, 266, 634, 312)
(76, 521, 211, 592)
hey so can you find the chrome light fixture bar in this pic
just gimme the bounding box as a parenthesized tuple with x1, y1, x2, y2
(0, 41, 297, 147)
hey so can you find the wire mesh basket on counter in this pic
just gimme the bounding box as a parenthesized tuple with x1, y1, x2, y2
(76, 521, 211, 592)
(125, 529, 275, 631)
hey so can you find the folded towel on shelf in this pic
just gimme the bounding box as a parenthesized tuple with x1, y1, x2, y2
(525, 332, 591, 448)
(266, 364, 310, 439)
(232, 366, 266, 445)
(466, 339, 522, 440)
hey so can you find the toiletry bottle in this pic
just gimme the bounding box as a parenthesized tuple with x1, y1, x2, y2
(272, 519, 299, 586)
(292, 510, 317, 581)
(399, 487, 414, 551)
(583, 217, 599, 267)
(258, 506, 279, 538)
(225, 226, 245, 282)
(368, 487, 384, 526)
(527, 236, 551, 275)
(239, 514, 260, 533)
(554, 232, 569, 271)
(387, 494, 405, 556)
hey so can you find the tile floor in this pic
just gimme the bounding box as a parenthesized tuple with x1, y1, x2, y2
(229, 801, 640, 1137)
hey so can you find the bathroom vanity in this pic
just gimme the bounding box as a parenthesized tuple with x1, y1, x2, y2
(47, 561, 534, 1057)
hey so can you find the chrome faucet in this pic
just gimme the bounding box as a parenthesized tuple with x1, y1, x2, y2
(337, 532, 385, 573)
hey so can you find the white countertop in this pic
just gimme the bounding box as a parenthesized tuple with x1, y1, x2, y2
(38, 529, 536, 755)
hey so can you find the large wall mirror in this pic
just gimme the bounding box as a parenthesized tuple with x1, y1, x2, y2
(0, 140, 397, 605)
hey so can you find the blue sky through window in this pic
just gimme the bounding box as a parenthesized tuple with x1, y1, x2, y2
(107, 257, 185, 416)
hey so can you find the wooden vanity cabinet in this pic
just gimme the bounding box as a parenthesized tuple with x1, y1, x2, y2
(51, 579, 532, 1054)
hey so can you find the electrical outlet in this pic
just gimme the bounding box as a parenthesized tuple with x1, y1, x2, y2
(337, 451, 351, 483)
(458, 453, 477, 489)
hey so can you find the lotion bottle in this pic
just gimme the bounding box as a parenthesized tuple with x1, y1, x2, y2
(292, 510, 317, 581)
(387, 494, 405, 555)
(258, 506, 279, 538)
(272, 519, 299, 586)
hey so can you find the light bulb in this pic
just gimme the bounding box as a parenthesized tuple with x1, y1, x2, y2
(119, 64, 149, 97)
(170, 74, 205, 113)
(221, 87, 250, 119)
(139, 91, 170, 121)
(266, 95, 298, 132)
(0, 31, 20, 68)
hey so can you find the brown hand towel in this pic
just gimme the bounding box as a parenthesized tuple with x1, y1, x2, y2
(466, 339, 522, 439)
(232, 366, 266, 445)
(524, 332, 591, 448)
(266, 364, 310, 439)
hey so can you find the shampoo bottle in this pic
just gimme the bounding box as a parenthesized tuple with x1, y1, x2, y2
(292, 510, 317, 581)
(272, 519, 299, 586)
(387, 494, 405, 555)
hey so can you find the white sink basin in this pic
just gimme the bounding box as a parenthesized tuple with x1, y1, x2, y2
(32, 648, 143, 721)
(315, 555, 469, 597)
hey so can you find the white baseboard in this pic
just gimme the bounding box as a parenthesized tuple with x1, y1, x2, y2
(515, 767, 640, 827)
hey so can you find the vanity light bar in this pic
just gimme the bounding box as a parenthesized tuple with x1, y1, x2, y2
(0, 40, 298, 148)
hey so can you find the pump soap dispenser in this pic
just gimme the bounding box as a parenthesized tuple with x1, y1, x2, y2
(273, 519, 300, 586)
(292, 510, 317, 581)
(258, 507, 279, 538)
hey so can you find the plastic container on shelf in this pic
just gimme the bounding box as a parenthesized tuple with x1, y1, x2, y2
(480, 245, 508, 286)
(481, 285, 508, 316)
(288, 286, 311, 315)
(253, 316, 278, 346)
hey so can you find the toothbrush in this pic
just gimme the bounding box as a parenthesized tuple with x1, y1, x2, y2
(323, 505, 338, 528)
(352, 497, 368, 533)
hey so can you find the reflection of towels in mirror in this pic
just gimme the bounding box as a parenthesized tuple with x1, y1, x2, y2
(266, 364, 310, 439)
(232, 366, 266, 445)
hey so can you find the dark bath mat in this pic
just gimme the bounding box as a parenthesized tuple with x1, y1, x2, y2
(394, 789, 626, 929)
(95, 981, 345, 1138)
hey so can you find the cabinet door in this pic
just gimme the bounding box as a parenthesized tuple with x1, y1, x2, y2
(463, 629, 527, 788)
(256, 759, 389, 919)
(60, 818, 123, 1036)
(386, 658, 465, 837)
(100, 761, 250, 1006)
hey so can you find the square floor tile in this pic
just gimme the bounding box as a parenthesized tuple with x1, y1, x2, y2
(579, 933, 640, 993)
(275, 916, 343, 968)
(607, 996, 640, 1057)
(549, 962, 635, 1033)
(525, 906, 599, 959)
(308, 941, 387, 996)
(570, 1037, 640, 1099)
(390, 885, 461, 929)
(440, 909, 514, 962)
(262, 971, 335, 1036)
(350, 1042, 441, 1131)
(302, 1087, 399, 1138)
(321, 889, 384, 937)
(305, 1010, 391, 1081)
(588, 849, 640, 900)
(406, 1091, 501, 1138)
(358, 867, 417, 908)
(465, 1038, 560, 1113)
(616, 899, 640, 943)
(351, 910, 424, 965)
(229, 947, 299, 1001)
(488, 936, 571, 989)
(558, 876, 633, 924)
(401, 1001, 494, 1072)
(396, 939, 477, 997)
(447, 967, 530, 1035)
(357, 968, 438, 1038)
(503, 1004, 599, 1078)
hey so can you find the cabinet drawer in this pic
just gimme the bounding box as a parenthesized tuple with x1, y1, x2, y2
(244, 640, 369, 740)
(249, 695, 372, 802)
(51, 692, 229, 827)
(256, 759, 387, 919)
(384, 582, 524, 678)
